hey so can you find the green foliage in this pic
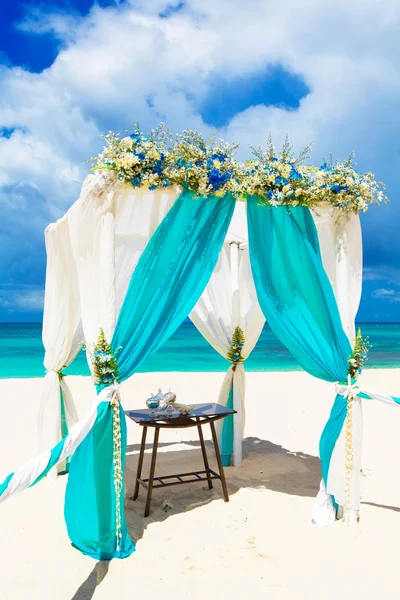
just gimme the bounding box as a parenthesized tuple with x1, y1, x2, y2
(227, 326, 245, 371)
(348, 328, 372, 379)
(84, 329, 121, 386)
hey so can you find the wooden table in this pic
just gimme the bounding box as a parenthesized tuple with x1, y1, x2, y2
(125, 403, 236, 517)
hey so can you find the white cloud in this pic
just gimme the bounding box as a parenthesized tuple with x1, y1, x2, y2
(0, 285, 44, 312)
(1, 0, 400, 313)
(371, 288, 400, 303)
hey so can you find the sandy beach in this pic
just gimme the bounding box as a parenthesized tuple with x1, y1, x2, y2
(1, 369, 400, 600)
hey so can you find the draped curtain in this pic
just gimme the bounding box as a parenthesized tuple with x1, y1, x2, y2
(190, 203, 265, 467)
(64, 187, 236, 559)
(312, 206, 363, 523)
(39, 214, 83, 477)
(247, 198, 353, 521)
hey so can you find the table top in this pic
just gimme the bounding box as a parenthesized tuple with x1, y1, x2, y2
(125, 402, 236, 426)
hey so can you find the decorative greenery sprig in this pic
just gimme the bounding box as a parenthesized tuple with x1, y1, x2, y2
(348, 328, 372, 379)
(83, 329, 122, 386)
(227, 326, 245, 371)
(90, 123, 389, 213)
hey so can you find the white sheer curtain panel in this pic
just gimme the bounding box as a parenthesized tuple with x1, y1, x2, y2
(67, 171, 180, 367)
(39, 214, 83, 478)
(190, 202, 265, 466)
(312, 206, 363, 526)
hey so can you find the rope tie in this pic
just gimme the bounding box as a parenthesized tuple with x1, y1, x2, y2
(337, 375, 360, 524)
(109, 384, 123, 551)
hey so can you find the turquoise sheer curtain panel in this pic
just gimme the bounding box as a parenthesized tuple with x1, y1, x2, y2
(112, 187, 236, 379)
(247, 198, 351, 382)
(65, 188, 236, 559)
(247, 197, 352, 506)
(65, 402, 133, 559)
(220, 385, 234, 467)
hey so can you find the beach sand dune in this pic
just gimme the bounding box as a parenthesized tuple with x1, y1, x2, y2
(1, 370, 400, 600)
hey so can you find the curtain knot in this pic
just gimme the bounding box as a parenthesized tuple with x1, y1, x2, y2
(45, 369, 66, 381)
(335, 375, 360, 400)
(227, 326, 245, 371)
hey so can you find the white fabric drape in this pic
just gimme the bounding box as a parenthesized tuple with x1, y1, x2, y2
(39, 172, 181, 478)
(67, 171, 180, 355)
(190, 202, 265, 466)
(39, 214, 83, 477)
(312, 207, 363, 526)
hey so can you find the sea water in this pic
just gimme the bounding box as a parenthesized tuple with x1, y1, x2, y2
(0, 321, 399, 379)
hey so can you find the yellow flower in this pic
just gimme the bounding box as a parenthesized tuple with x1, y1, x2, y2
(213, 160, 221, 167)
(283, 184, 291, 194)
(295, 189, 303, 197)
(215, 190, 224, 197)
(268, 174, 275, 184)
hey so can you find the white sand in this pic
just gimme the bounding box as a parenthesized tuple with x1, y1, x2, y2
(1, 369, 400, 600)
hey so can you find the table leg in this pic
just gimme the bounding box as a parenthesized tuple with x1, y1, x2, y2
(132, 426, 148, 501)
(144, 426, 160, 518)
(197, 420, 213, 490)
(210, 420, 229, 502)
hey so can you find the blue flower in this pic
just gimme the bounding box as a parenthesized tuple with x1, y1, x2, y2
(152, 160, 163, 174)
(206, 158, 214, 168)
(176, 157, 186, 167)
(291, 168, 303, 180)
(330, 184, 348, 194)
(137, 152, 146, 161)
(186, 161, 193, 169)
(149, 184, 157, 191)
(130, 177, 141, 187)
(162, 178, 171, 187)
(211, 152, 227, 163)
(195, 160, 203, 167)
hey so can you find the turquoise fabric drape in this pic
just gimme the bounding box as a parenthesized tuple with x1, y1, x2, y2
(247, 197, 352, 506)
(65, 402, 133, 559)
(221, 384, 234, 467)
(65, 188, 236, 559)
(112, 188, 236, 378)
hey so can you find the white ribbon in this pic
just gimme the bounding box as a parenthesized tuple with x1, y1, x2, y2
(335, 376, 360, 400)
(0, 386, 118, 504)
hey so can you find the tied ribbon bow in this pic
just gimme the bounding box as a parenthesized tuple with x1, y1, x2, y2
(335, 375, 360, 400)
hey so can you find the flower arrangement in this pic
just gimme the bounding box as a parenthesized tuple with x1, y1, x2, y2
(93, 123, 175, 190)
(348, 328, 372, 379)
(91, 124, 388, 213)
(227, 326, 245, 371)
(311, 154, 387, 213)
(244, 134, 315, 206)
(84, 329, 121, 387)
(170, 129, 243, 197)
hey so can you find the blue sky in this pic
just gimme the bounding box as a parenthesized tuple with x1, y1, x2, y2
(1, 0, 400, 322)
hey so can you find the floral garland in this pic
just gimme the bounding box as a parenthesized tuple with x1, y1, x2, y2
(343, 328, 372, 522)
(91, 124, 388, 214)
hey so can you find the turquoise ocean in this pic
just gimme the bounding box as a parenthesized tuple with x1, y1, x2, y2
(1, 321, 400, 379)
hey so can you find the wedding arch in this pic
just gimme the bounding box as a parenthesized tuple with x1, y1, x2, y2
(1, 126, 399, 560)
